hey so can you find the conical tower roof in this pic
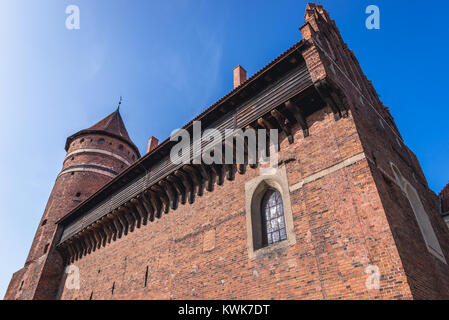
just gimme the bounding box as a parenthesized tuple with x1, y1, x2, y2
(87, 110, 132, 142)
(65, 109, 140, 156)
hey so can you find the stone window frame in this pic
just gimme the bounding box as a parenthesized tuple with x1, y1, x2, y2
(390, 162, 447, 264)
(245, 165, 296, 259)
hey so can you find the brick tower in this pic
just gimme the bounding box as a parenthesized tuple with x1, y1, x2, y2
(4, 108, 140, 300)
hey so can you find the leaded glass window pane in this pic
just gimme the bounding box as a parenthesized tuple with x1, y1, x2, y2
(262, 190, 287, 246)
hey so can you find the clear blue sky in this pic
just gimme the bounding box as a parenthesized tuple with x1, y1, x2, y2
(0, 0, 448, 298)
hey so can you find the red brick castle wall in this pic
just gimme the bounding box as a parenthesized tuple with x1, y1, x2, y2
(300, 3, 449, 299)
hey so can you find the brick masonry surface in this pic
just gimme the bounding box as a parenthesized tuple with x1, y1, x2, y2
(58, 110, 414, 300)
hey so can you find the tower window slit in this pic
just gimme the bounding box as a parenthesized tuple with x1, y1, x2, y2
(144, 266, 149, 287)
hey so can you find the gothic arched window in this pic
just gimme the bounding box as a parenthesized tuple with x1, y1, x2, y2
(262, 189, 287, 246)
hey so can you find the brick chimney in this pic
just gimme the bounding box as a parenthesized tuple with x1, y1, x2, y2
(146, 136, 159, 154)
(233, 65, 247, 89)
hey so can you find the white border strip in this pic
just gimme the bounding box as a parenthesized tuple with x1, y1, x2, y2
(58, 164, 117, 179)
(65, 148, 130, 166)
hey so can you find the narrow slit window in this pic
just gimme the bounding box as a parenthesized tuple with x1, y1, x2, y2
(144, 266, 148, 287)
